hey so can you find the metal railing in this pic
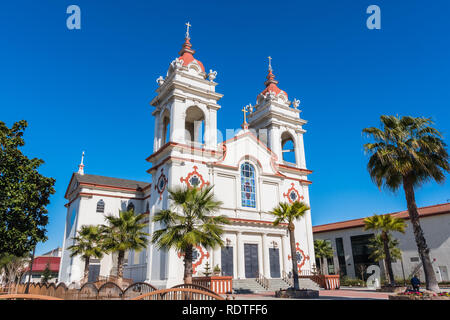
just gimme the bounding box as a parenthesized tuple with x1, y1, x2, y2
(255, 272, 269, 289)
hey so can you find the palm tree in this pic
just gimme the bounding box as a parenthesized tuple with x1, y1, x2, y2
(368, 233, 402, 283)
(151, 185, 228, 284)
(363, 115, 449, 292)
(101, 209, 149, 284)
(363, 214, 406, 286)
(314, 239, 333, 275)
(68, 225, 104, 284)
(269, 201, 310, 290)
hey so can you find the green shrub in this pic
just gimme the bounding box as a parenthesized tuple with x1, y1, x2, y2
(340, 276, 366, 287)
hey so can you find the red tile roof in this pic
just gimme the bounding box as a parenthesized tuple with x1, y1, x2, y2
(313, 202, 450, 234)
(25, 257, 60, 273)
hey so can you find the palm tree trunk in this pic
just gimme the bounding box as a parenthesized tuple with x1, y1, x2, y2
(117, 250, 124, 281)
(382, 232, 395, 286)
(403, 176, 440, 292)
(288, 223, 299, 290)
(184, 245, 193, 284)
(322, 257, 329, 275)
(83, 257, 90, 284)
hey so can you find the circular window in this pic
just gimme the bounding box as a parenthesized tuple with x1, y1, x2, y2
(289, 191, 298, 201)
(189, 175, 200, 187)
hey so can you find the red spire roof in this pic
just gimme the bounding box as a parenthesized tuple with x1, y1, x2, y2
(178, 37, 205, 73)
(258, 64, 288, 99)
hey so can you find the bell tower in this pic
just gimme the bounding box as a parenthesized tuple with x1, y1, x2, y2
(247, 57, 308, 169)
(150, 23, 223, 153)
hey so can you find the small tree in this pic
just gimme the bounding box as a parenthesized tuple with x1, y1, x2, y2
(213, 264, 221, 276)
(368, 233, 402, 284)
(68, 225, 104, 284)
(269, 201, 310, 290)
(152, 186, 228, 284)
(41, 263, 52, 284)
(203, 261, 212, 277)
(314, 240, 333, 275)
(364, 214, 406, 286)
(101, 209, 149, 284)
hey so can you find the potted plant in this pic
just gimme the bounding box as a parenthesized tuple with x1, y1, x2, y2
(213, 265, 221, 276)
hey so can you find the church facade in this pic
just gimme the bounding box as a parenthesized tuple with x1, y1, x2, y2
(58, 27, 316, 288)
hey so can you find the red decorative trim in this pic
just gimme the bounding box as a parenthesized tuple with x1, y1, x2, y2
(288, 242, 310, 272)
(155, 169, 168, 200)
(283, 183, 304, 203)
(177, 245, 210, 275)
(64, 192, 151, 207)
(180, 166, 210, 189)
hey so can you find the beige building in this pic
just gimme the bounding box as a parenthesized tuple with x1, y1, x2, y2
(313, 203, 450, 283)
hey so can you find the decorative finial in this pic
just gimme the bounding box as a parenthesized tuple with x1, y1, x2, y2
(185, 21, 191, 39)
(78, 151, 85, 175)
(268, 56, 272, 71)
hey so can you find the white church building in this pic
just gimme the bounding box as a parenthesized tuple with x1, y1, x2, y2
(58, 26, 316, 288)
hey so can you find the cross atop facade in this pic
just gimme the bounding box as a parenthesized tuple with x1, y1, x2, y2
(185, 22, 191, 38)
(268, 56, 272, 71)
(241, 105, 248, 124)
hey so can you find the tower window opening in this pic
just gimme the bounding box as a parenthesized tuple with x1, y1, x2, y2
(162, 115, 170, 145)
(281, 132, 296, 165)
(185, 106, 205, 146)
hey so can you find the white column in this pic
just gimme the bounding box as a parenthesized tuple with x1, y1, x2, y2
(281, 234, 289, 275)
(170, 99, 185, 144)
(208, 109, 217, 149)
(262, 234, 270, 278)
(145, 222, 154, 283)
(236, 232, 245, 279)
(269, 126, 281, 162)
(153, 113, 160, 152)
(297, 133, 307, 169)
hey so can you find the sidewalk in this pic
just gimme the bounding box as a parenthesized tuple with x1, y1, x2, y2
(230, 289, 389, 300)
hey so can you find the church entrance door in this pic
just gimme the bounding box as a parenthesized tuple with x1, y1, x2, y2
(244, 244, 259, 278)
(221, 247, 234, 277)
(269, 248, 281, 278)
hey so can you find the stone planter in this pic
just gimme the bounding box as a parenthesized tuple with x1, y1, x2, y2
(275, 288, 319, 299)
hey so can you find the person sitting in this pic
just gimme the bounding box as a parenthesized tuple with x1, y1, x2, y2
(410, 275, 420, 291)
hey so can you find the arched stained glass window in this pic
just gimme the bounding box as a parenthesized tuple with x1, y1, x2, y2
(96, 199, 105, 213)
(241, 162, 256, 208)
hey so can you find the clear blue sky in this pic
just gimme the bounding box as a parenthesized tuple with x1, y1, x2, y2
(1, 1, 449, 255)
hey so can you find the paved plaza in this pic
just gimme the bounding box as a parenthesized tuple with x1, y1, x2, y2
(231, 288, 390, 300)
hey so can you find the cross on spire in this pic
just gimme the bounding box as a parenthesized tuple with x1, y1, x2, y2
(78, 151, 85, 175)
(185, 22, 191, 39)
(268, 56, 272, 71)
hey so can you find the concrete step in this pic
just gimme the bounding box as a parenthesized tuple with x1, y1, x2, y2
(232, 277, 321, 293)
(232, 279, 267, 293)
